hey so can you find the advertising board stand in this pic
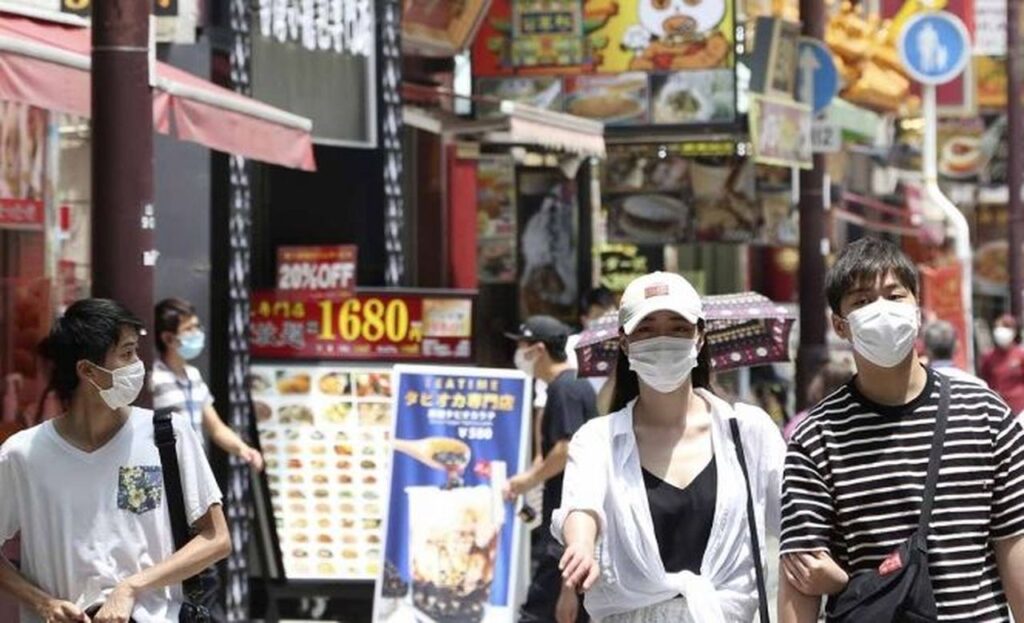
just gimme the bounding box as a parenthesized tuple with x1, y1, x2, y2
(248, 246, 480, 620)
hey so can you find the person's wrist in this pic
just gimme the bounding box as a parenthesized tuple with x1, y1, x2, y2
(31, 595, 54, 616)
(119, 576, 143, 597)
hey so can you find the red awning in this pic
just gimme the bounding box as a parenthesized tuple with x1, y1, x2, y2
(0, 13, 316, 171)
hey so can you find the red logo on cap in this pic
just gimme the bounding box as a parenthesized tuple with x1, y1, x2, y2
(645, 284, 669, 299)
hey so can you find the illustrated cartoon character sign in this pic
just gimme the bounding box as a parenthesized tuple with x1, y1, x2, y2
(622, 0, 731, 71)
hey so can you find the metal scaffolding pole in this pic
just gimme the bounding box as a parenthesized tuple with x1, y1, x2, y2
(796, 0, 828, 410)
(91, 0, 155, 386)
(1009, 0, 1023, 321)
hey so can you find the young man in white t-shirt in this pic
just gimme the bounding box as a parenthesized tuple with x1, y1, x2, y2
(0, 298, 230, 623)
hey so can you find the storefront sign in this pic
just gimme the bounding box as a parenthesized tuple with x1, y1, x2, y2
(3, 0, 198, 43)
(0, 199, 44, 230)
(276, 245, 357, 294)
(251, 361, 394, 580)
(0, 101, 46, 230)
(374, 365, 530, 623)
(597, 243, 651, 293)
(749, 95, 812, 169)
(921, 264, 968, 370)
(749, 17, 801, 98)
(477, 157, 517, 284)
(250, 289, 474, 362)
(403, 0, 490, 56)
(811, 120, 841, 153)
(472, 0, 737, 127)
(973, 0, 1006, 56)
(252, 0, 377, 147)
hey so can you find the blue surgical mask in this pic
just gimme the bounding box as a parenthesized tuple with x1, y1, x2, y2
(178, 330, 205, 361)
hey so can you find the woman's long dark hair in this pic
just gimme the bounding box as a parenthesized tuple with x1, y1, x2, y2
(609, 319, 713, 414)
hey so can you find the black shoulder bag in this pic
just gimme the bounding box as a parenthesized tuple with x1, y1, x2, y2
(154, 408, 215, 623)
(729, 418, 770, 623)
(825, 374, 950, 623)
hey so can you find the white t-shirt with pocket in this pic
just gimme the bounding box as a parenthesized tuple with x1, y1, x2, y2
(0, 408, 222, 622)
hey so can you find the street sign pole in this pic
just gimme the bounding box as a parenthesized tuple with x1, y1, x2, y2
(900, 11, 975, 371)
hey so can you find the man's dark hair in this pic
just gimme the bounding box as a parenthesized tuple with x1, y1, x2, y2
(528, 337, 568, 363)
(155, 297, 196, 354)
(580, 287, 616, 316)
(923, 320, 957, 361)
(826, 237, 919, 315)
(37, 298, 145, 403)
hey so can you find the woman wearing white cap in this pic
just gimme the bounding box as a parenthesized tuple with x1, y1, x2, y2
(551, 272, 846, 622)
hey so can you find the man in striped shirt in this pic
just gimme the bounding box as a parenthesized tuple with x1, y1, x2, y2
(779, 238, 1024, 622)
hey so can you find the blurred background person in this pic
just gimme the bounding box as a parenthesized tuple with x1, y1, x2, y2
(981, 314, 1024, 413)
(153, 298, 263, 470)
(783, 358, 856, 442)
(924, 320, 987, 387)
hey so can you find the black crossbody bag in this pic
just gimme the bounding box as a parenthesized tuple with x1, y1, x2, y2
(825, 374, 950, 623)
(729, 417, 770, 623)
(154, 409, 215, 623)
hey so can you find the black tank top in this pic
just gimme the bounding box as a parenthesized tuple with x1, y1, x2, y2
(641, 455, 717, 574)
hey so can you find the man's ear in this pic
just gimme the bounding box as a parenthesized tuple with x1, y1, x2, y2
(76, 359, 98, 384)
(832, 313, 850, 341)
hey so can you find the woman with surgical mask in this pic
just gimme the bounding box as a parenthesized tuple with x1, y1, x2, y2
(981, 314, 1024, 414)
(552, 272, 846, 623)
(152, 298, 263, 472)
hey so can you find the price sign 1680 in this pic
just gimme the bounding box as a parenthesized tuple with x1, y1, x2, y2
(317, 298, 413, 344)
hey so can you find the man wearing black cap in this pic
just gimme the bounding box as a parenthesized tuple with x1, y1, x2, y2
(505, 315, 597, 623)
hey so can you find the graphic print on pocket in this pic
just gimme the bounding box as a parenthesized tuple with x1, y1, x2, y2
(118, 465, 163, 515)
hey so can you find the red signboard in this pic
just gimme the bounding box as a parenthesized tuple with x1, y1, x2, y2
(250, 289, 474, 362)
(0, 199, 44, 231)
(920, 264, 968, 370)
(276, 245, 357, 295)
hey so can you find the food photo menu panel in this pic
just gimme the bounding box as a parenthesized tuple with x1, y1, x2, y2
(251, 362, 394, 581)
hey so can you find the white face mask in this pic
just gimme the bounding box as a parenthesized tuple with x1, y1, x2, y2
(627, 336, 698, 394)
(89, 359, 146, 409)
(994, 327, 1016, 349)
(514, 347, 537, 377)
(845, 299, 921, 368)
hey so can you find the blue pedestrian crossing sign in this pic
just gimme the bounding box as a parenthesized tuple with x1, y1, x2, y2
(898, 11, 971, 85)
(796, 38, 839, 115)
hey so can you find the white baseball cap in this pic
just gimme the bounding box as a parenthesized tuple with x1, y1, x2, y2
(619, 271, 704, 335)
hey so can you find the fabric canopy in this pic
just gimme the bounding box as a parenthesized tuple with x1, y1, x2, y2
(0, 13, 316, 171)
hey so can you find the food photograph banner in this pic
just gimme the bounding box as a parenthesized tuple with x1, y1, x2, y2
(251, 362, 394, 580)
(250, 289, 474, 362)
(472, 0, 737, 127)
(0, 101, 46, 229)
(374, 366, 531, 623)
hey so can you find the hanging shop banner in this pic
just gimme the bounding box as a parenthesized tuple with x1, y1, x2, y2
(935, 115, 1007, 185)
(472, 0, 737, 127)
(518, 171, 579, 321)
(749, 95, 812, 169)
(920, 264, 969, 370)
(0, 102, 46, 231)
(2, 0, 199, 43)
(477, 157, 517, 284)
(250, 289, 474, 362)
(374, 365, 531, 623)
(252, 0, 377, 147)
(276, 245, 357, 295)
(251, 362, 394, 580)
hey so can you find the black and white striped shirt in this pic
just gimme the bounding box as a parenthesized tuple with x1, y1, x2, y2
(781, 368, 1024, 622)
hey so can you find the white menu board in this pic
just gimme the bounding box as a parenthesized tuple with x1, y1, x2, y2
(251, 362, 393, 580)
